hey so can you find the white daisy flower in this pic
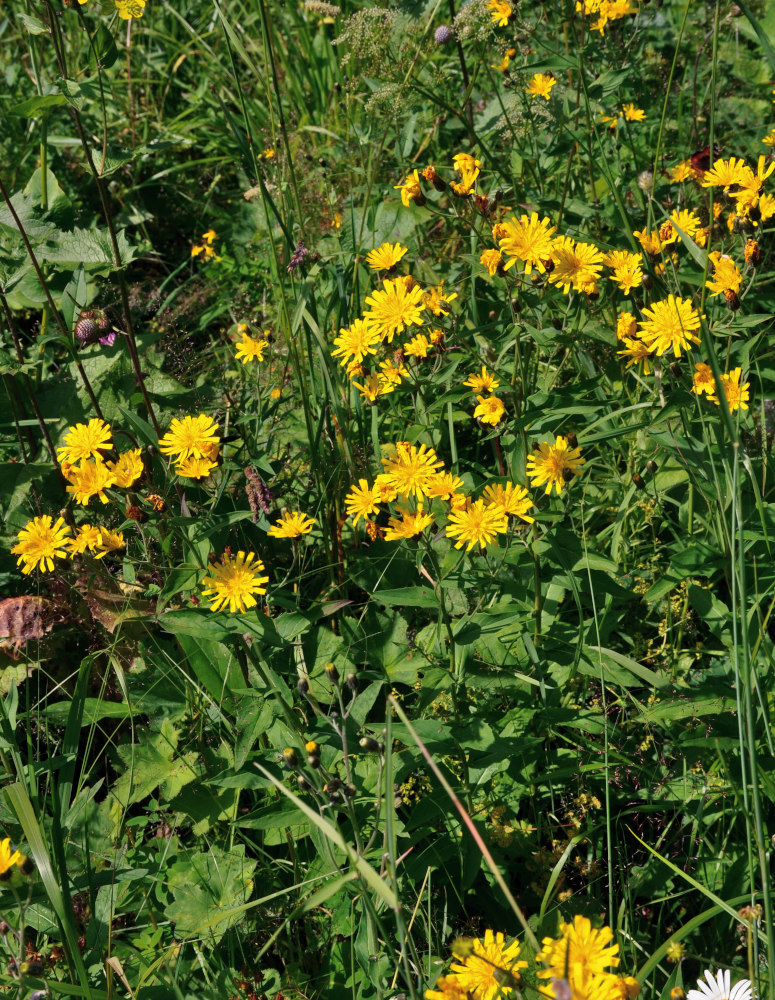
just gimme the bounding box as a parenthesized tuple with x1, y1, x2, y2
(686, 970, 753, 1000)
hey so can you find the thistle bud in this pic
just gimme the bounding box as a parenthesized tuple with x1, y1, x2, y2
(434, 24, 453, 43)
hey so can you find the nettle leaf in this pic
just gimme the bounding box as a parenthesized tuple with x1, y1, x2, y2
(7, 94, 68, 118)
(41, 227, 139, 269)
(164, 845, 256, 941)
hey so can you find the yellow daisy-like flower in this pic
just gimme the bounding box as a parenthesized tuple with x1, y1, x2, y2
(709, 367, 750, 412)
(604, 251, 643, 295)
(114, 0, 146, 19)
(378, 358, 409, 388)
(622, 103, 645, 121)
(637, 295, 701, 358)
(67, 523, 102, 556)
(616, 312, 638, 340)
(94, 529, 125, 559)
(617, 337, 654, 375)
(763, 129, 775, 147)
(487, 0, 513, 26)
(12, 515, 71, 575)
(446, 500, 509, 552)
(175, 455, 219, 479)
(426, 472, 466, 501)
(526, 73, 556, 99)
(0, 839, 23, 877)
(235, 333, 270, 364)
(474, 394, 506, 425)
(667, 208, 702, 243)
(480, 249, 504, 276)
(549, 237, 604, 293)
(57, 418, 113, 466)
(394, 169, 422, 208)
(450, 930, 527, 999)
(464, 367, 500, 393)
(403, 333, 432, 358)
(481, 482, 535, 522)
(706, 251, 742, 297)
(499, 213, 557, 274)
(363, 277, 425, 343)
(670, 159, 695, 183)
(700, 156, 749, 190)
(159, 414, 220, 462)
(65, 459, 116, 506)
(384, 504, 434, 541)
(267, 511, 317, 538)
(381, 442, 445, 499)
(425, 974, 470, 1000)
(345, 479, 382, 525)
(526, 436, 585, 495)
(352, 373, 387, 402)
(200, 551, 269, 613)
(332, 318, 381, 368)
(633, 228, 664, 256)
(691, 362, 715, 396)
(423, 281, 458, 317)
(108, 448, 143, 489)
(366, 242, 409, 271)
(538, 915, 620, 981)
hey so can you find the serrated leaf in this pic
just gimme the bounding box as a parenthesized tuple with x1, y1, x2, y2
(41, 227, 138, 268)
(7, 95, 68, 118)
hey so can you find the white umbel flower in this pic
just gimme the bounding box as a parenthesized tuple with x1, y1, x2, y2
(687, 970, 753, 1000)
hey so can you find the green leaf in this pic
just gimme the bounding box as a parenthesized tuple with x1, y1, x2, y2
(372, 586, 440, 608)
(7, 95, 68, 118)
(164, 845, 257, 942)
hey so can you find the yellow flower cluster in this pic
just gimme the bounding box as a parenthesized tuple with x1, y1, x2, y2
(158, 413, 221, 480)
(191, 228, 220, 261)
(463, 366, 505, 426)
(575, 0, 638, 33)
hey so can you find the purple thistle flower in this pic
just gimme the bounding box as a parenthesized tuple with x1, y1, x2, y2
(434, 24, 453, 43)
(287, 240, 309, 273)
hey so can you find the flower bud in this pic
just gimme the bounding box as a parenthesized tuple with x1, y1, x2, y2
(359, 737, 381, 752)
(281, 747, 298, 768)
(305, 740, 320, 756)
(325, 662, 339, 683)
(434, 24, 453, 43)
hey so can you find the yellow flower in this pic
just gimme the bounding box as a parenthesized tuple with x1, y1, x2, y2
(637, 295, 701, 357)
(617, 337, 654, 375)
(426, 472, 466, 501)
(616, 312, 638, 340)
(263, 147, 275, 159)
(451, 153, 482, 195)
(366, 242, 409, 271)
(763, 129, 775, 147)
(706, 251, 742, 297)
(451, 931, 527, 998)
(403, 333, 432, 358)
(345, 479, 382, 525)
(394, 169, 422, 207)
(499, 213, 557, 274)
(701, 156, 749, 190)
(267, 511, 317, 538)
(65, 459, 116, 505)
(480, 249, 503, 276)
(622, 103, 645, 120)
(487, 0, 513, 26)
(526, 73, 557, 99)
(633, 228, 664, 256)
(352, 373, 387, 402)
(668, 208, 702, 242)
(670, 159, 695, 182)
(549, 237, 604, 293)
(604, 251, 643, 295)
(332, 319, 381, 368)
(108, 448, 143, 489)
(708, 367, 750, 412)
(423, 281, 458, 316)
(425, 974, 470, 1000)
(537, 915, 620, 981)
(201, 229, 217, 245)
(114, 0, 146, 18)
(378, 358, 408, 388)
(235, 333, 270, 364)
(691, 362, 715, 396)
(200, 551, 269, 613)
(0, 839, 23, 877)
(601, 113, 619, 129)
(464, 367, 500, 393)
(12, 515, 71, 575)
(159, 414, 220, 462)
(175, 455, 219, 479)
(492, 48, 516, 71)
(474, 394, 506, 425)
(67, 523, 102, 555)
(526, 436, 585, 495)
(57, 418, 113, 466)
(94, 529, 125, 559)
(381, 442, 445, 499)
(481, 482, 534, 522)
(384, 504, 434, 541)
(363, 277, 425, 343)
(446, 500, 509, 552)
